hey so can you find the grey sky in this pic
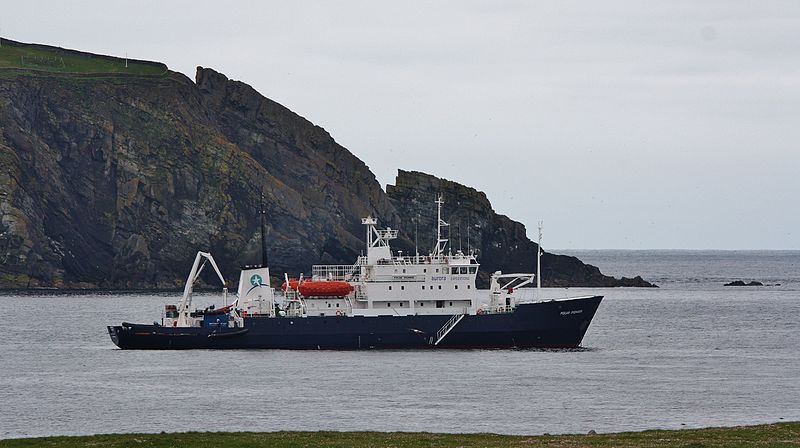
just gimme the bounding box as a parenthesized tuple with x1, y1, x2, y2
(4, 1, 799, 249)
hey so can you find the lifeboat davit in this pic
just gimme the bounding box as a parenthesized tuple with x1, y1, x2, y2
(281, 279, 301, 291)
(281, 279, 353, 297)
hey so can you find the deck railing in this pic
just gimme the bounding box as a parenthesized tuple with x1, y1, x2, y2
(311, 260, 364, 281)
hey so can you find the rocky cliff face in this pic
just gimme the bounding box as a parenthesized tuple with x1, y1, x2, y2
(0, 44, 653, 289)
(387, 170, 653, 288)
(0, 66, 397, 288)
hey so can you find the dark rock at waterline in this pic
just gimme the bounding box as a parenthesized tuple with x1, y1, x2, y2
(724, 280, 764, 286)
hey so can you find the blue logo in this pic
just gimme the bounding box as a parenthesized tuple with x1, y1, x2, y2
(250, 274, 263, 287)
(247, 273, 267, 294)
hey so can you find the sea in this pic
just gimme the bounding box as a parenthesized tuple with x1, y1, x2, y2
(1, 250, 798, 439)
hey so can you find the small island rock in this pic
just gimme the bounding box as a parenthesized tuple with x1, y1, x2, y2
(724, 280, 764, 286)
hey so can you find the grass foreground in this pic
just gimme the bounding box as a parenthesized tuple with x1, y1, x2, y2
(1, 422, 798, 448)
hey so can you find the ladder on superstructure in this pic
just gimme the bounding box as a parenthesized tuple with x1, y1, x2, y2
(430, 313, 466, 346)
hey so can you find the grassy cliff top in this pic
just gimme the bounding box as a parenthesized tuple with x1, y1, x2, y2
(0, 38, 167, 76)
(0, 422, 798, 447)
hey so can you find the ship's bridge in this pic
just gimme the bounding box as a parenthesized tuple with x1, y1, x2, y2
(309, 200, 482, 317)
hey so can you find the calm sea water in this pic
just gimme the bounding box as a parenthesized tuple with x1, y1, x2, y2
(1, 250, 799, 439)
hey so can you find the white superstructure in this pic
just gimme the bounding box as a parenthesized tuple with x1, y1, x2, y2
(164, 196, 540, 327)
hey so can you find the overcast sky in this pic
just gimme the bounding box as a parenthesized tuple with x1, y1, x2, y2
(4, 1, 799, 249)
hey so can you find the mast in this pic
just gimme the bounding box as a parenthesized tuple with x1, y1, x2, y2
(537, 221, 543, 292)
(467, 213, 471, 255)
(414, 217, 419, 261)
(260, 193, 268, 267)
(432, 194, 449, 258)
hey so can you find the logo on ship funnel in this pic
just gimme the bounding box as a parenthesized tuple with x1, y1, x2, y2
(250, 274, 263, 286)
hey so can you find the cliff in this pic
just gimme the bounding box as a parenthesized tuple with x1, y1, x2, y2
(0, 39, 654, 289)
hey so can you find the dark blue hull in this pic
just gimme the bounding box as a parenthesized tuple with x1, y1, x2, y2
(108, 295, 603, 350)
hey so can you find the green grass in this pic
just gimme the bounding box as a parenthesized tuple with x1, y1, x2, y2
(1, 422, 798, 448)
(0, 39, 166, 76)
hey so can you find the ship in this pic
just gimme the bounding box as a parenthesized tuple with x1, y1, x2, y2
(108, 196, 603, 350)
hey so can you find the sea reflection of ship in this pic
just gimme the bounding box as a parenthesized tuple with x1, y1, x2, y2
(108, 196, 603, 350)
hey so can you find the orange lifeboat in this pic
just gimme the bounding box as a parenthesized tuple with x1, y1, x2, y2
(281, 279, 353, 297)
(299, 280, 353, 297)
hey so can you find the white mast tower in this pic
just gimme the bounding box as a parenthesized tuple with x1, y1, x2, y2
(537, 221, 543, 297)
(432, 194, 449, 259)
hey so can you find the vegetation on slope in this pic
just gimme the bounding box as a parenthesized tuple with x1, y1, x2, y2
(0, 39, 166, 76)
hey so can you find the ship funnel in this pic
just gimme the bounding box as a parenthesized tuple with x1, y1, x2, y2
(237, 265, 274, 314)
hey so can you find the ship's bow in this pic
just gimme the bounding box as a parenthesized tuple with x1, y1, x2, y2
(512, 295, 604, 348)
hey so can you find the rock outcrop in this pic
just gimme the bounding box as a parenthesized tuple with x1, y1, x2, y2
(387, 170, 655, 288)
(724, 280, 765, 287)
(0, 41, 654, 289)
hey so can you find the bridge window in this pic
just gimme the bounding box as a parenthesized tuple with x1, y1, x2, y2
(469, 267, 477, 274)
(460, 267, 468, 274)
(451, 267, 458, 274)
